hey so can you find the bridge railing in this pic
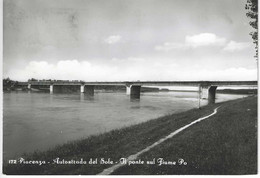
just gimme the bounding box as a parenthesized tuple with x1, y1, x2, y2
(17, 80, 257, 87)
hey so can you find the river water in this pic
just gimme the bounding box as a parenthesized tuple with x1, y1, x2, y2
(3, 91, 248, 160)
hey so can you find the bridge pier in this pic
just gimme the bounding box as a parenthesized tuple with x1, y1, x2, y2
(28, 83, 31, 90)
(126, 85, 141, 99)
(80, 85, 85, 93)
(199, 85, 218, 104)
(50, 85, 53, 94)
(208, 86, 218, 104)
(126, 86, 131, 95)
(200, 86, 209, 99)
(84, 85, 95, 96)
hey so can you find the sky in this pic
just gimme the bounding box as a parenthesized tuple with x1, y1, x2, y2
(3, 0, 258, 81)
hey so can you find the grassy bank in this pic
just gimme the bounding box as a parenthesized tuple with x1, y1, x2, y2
(113, 96, 257, 175)
(3, 96, 257, 175)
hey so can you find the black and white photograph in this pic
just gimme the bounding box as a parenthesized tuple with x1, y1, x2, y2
(1, 0, 258, 175)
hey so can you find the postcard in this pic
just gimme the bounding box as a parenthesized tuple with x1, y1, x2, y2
(1, 0, 258, 175)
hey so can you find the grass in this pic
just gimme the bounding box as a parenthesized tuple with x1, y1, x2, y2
(113, 96, 257, 175)
(3, 96, 257, 175)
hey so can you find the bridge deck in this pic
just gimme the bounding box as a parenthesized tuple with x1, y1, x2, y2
(17, 81, 257, 87)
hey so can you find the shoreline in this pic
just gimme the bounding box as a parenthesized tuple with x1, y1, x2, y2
(3, 96, 257, 175)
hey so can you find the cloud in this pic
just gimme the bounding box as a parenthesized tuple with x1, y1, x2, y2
(154, 43, 186, 51)
(7, 60, 118, 81)
(111, 57, 145, 62)
(223, 41, 251, 52)
(104, 35, 121, 44)
(155, 33, 226, 51)
(5, 59, 257, 82)
(155, 33, 251, 53)
(185, 33, 226, 47)
(181, 67, 257, 81)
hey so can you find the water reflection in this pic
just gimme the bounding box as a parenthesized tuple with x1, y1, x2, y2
(130, 98, 140, 102)
(80, 93, 95, 101)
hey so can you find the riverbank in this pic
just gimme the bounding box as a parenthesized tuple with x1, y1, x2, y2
(3, 96, 257, 175)
(113, 95, 257, 175)
(217, 89, 257, 95)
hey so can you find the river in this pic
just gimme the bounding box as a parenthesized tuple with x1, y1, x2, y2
(3, 91, 248, 160)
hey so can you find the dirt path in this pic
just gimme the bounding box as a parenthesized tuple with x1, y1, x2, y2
(98, 106, 221, 175)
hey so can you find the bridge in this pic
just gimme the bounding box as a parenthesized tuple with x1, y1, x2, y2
(17, 80, 257, 104)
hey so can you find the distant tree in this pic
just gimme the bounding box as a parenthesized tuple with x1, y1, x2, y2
(245, 0, 258, 59)
(3, 77, 11, 84)
(3, 78, 17, 90)
(30, 78, 37, 81)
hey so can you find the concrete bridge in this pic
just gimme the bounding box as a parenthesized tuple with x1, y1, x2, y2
(17, 80, 257, 104)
